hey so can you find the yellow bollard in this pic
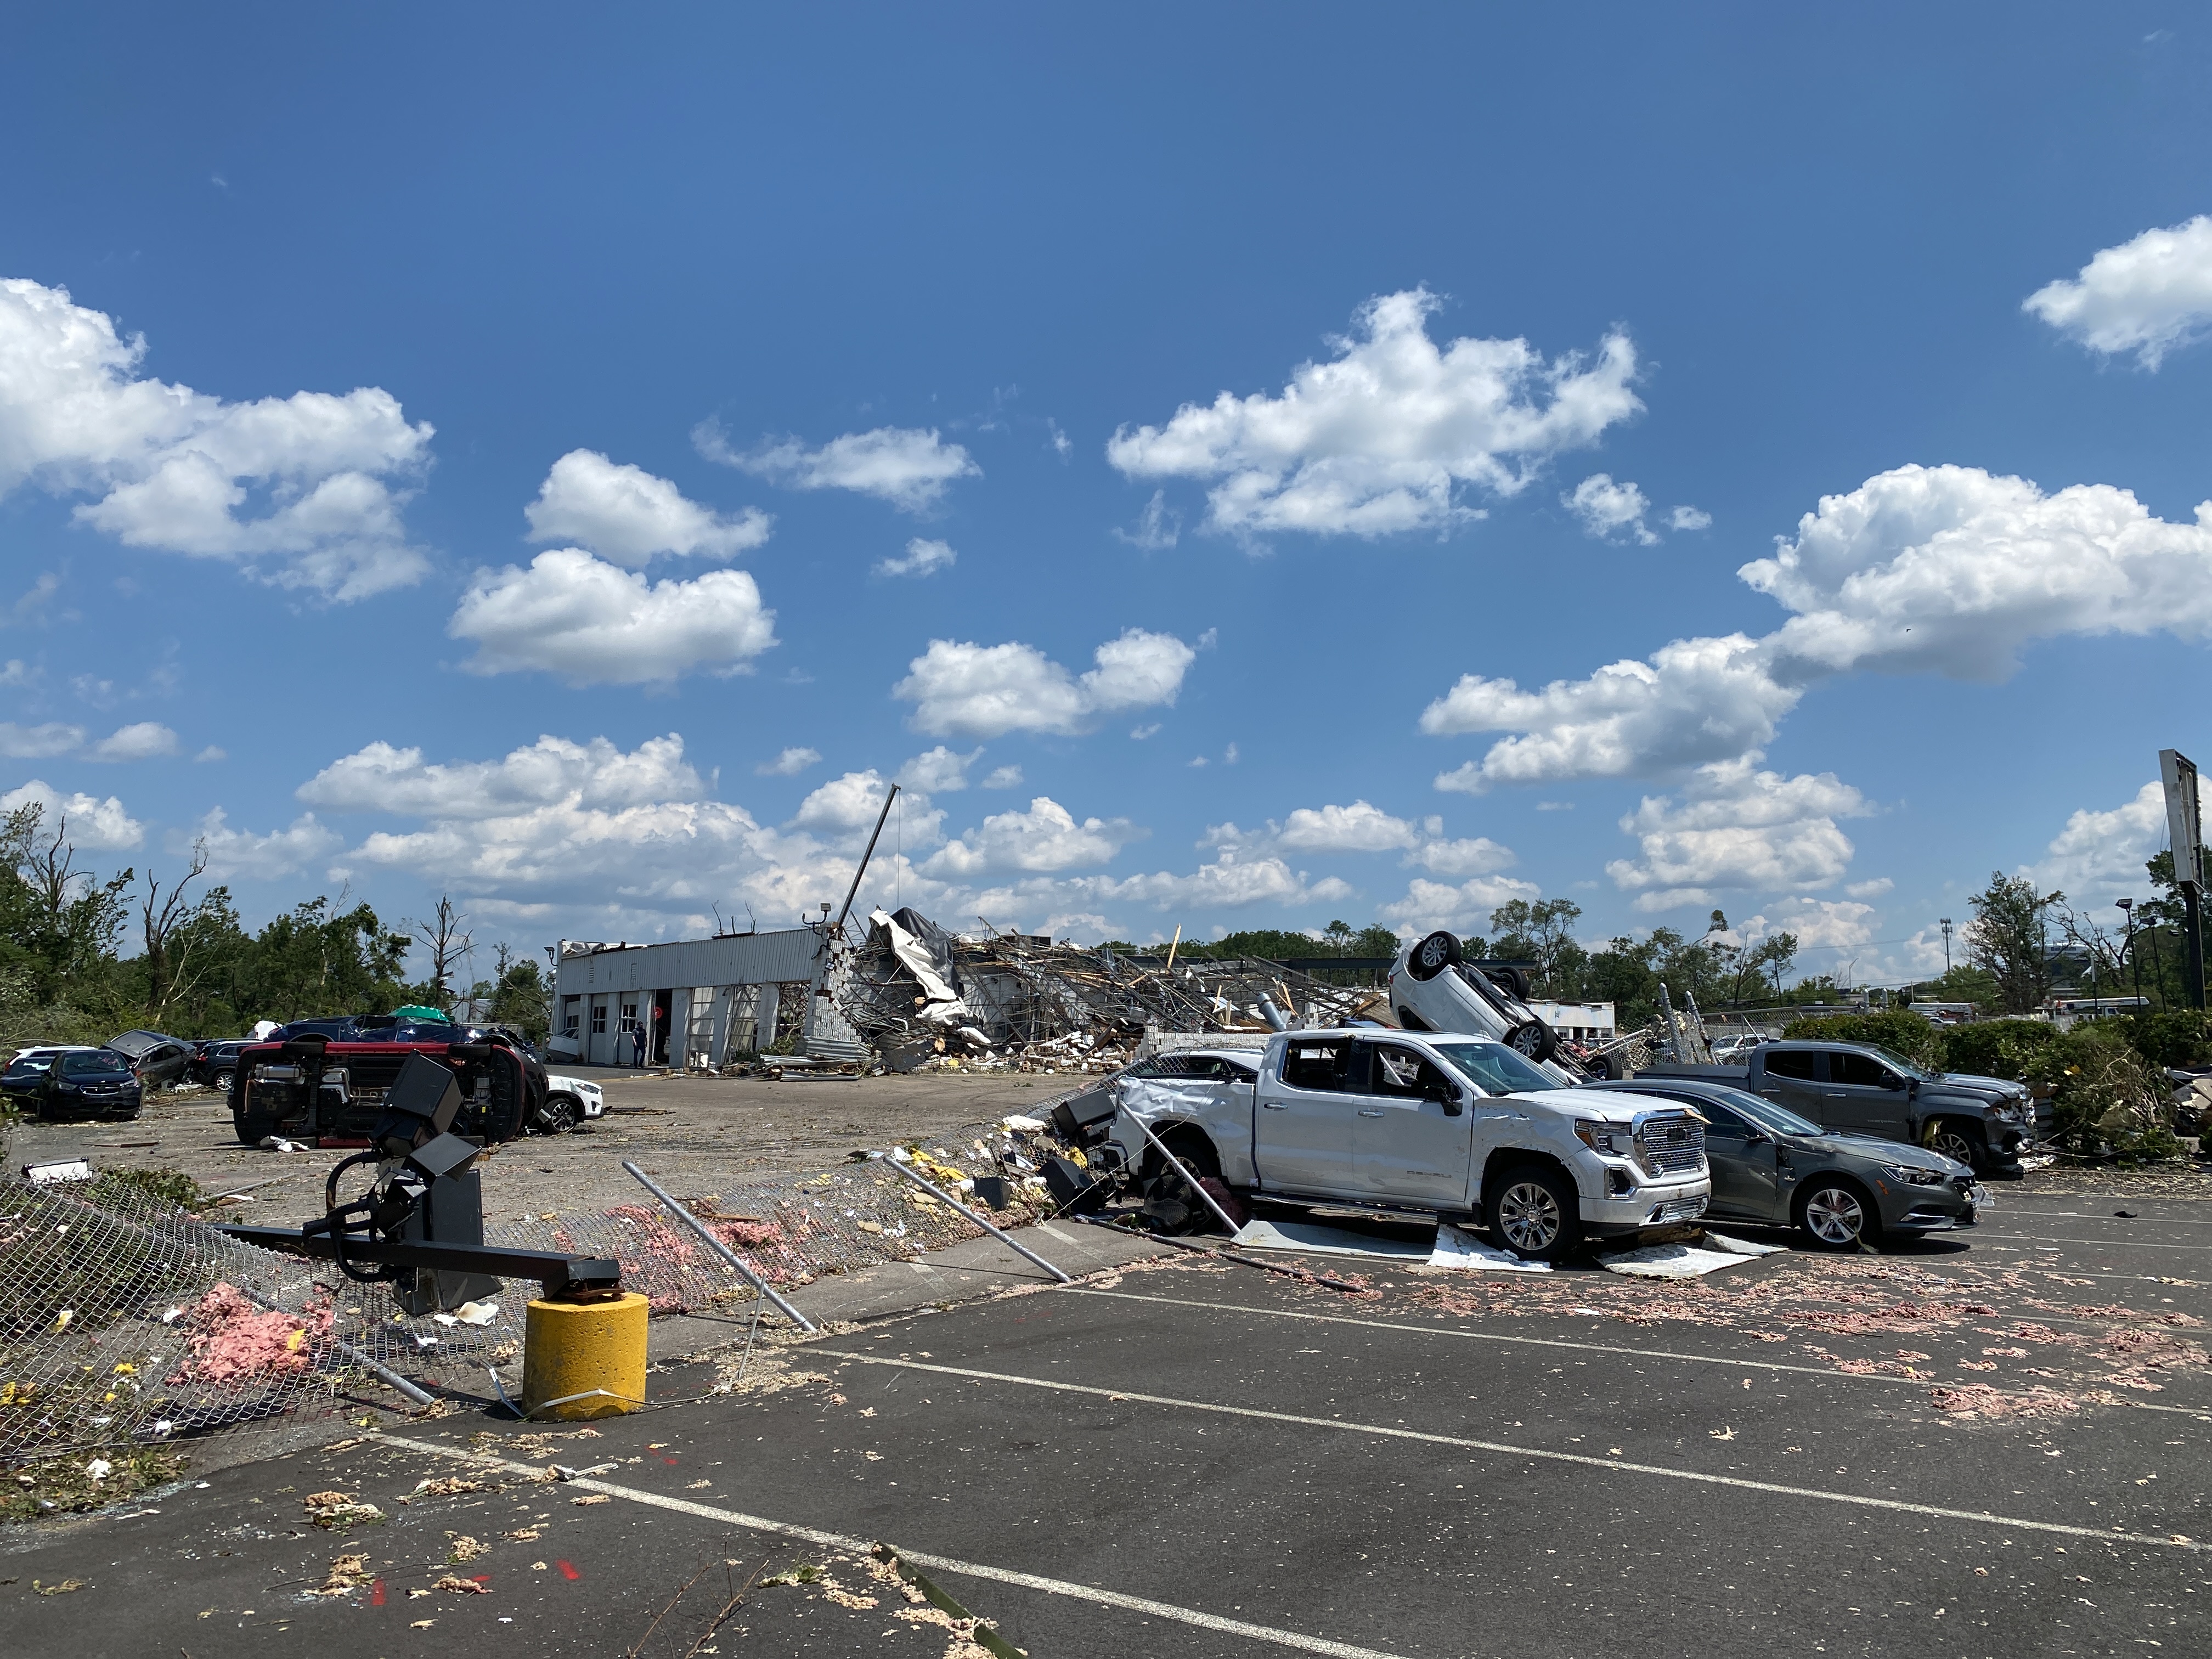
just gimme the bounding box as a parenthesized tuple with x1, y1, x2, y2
(522, 1292, 648, 1419)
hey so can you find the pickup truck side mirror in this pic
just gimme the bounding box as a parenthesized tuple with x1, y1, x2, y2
(1427, 1081, 1463, 1115)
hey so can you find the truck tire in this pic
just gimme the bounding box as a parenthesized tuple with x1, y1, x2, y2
(1486, 1160, 1582, 1262)
(1144, 1130, 1230, 1235)
(1922, 1118, 1987, 1173)
(1795, 1176, 1878, 1250)
(1407, 930, 1463, 982)
(1494, 967, 1533, 1001)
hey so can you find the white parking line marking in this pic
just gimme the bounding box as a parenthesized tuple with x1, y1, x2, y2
(366, 1432, 1412, 1659)
(1975, 1232, 2212, 1252)
(813, 1350, 2212, 1550)
(1057, 1288, 2212, 1417)
(1999, 1210, 2212, 1225)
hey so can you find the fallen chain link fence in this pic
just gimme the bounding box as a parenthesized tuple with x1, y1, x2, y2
(2, 1101, 1091, 1466)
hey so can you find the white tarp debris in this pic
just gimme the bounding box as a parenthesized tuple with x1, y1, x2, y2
(1427, 1220, 1553, 1272)
(1229, 1216, 1432, 1259)
(1598, 1231, 1787, 1278)
(868, 906, 990, 1048)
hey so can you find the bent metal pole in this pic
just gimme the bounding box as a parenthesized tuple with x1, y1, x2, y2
(1125, 1110, 1243, 1236)
(874, 1152, 1072, 1283)
(622, 1161, 816, 1332)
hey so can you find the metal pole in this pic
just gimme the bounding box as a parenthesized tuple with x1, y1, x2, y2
(622, 1161, 817, 1331)
(238, 1282, 437, 1409)
(830, 783, 900, 939)
(875, 1153, 1071, 1283)
(1124, 1110, 1242, 1236)
(2187, 885, 2208, 1011)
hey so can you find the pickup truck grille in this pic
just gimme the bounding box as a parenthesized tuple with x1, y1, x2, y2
(1635, 1115, 1706, 1178)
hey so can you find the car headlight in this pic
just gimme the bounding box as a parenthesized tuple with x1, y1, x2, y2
(1574, 1120, 1628, 1155)
(1878, 1161, 1945, 1186)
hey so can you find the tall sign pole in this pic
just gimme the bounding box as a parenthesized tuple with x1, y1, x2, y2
(2160, 748, 2207, 1011)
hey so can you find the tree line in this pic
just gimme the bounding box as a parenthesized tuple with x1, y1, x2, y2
(1, 802, 550, 1049)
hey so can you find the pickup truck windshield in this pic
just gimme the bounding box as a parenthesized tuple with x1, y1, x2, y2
(1433, 1041, 1560, 1096)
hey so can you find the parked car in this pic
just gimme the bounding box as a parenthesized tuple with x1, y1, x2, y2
(1390, 933, 1564, 1064)
(1584, 1076, 1980, 1249)
(1104, 1028, 1709, 1261)
(1638, 1039, 2038, 1174)
(537, 1071, 606, 1133)
(104, 1030, 195, 1091)
(1708, 1034, 1769, 1063)
(1, 1047, 142, 1121)
(188, 1039, 255, 1092)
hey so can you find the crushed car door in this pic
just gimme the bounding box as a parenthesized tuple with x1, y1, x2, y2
(1352, 1040, 1474, 1207)
(1822, 1050, 1912, 1139)
(1253, 1038, 1363, 1199)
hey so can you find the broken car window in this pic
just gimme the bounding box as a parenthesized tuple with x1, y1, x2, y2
(1281, 1043, 1351, 1091)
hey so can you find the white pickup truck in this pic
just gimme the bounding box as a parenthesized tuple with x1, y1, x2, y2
(1105, 1028, 1709, 1261)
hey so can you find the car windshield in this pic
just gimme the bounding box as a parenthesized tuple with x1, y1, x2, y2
(1698, 1084, 1821, 1137)
(62, 1052, 130, 1077)
(1432, 1041, 1560, 1096)
(1864, 1044, 1936, 1080)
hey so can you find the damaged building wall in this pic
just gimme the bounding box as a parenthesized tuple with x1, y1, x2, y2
(551, 929, 827, 1068)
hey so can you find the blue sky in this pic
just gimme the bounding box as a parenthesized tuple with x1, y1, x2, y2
(5, 5, 2212, 986)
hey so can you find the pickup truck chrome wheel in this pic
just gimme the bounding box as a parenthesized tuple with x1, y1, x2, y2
(1798, 1180, 1875, 1249)
(1496, 1181, 1564, 1251)
(1925, 1121, 1982, 1170)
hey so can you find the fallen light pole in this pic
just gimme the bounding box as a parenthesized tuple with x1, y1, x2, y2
(874, 1150, 1072, 1283)
(623, 1161, 817, 1331)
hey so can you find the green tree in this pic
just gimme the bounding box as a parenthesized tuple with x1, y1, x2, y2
(488, 952, 552, 1044)
(1487, 898, 1585, 997)
(230, 896, 411, 1023)
(1964, 871, 2061, 1014)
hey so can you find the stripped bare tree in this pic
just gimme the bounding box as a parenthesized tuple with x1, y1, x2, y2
(407, 895, 474, 1014)
(139, 840, 211, 1022)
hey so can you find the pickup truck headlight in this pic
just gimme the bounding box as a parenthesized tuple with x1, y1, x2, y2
(1878, 1161, 1945, 1186)
(1992, 1102, 2026, 1122)
(1574, 1120, 1628, 1155)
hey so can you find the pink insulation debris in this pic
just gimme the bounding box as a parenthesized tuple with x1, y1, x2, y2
(167, 1282, 333, 1384)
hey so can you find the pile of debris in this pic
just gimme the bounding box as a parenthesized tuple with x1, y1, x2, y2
(836, 907, 1387, 1073)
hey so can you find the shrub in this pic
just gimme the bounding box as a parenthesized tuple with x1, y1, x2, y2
(1936, 1019, 2062, 1082)
(1778, 1011, 1939, 1066)
(2118, 1010, 2212, 1072)
(2038, 1026, 2182, 1163)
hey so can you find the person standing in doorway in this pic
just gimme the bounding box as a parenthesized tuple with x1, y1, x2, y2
(631, 1021, 647, 1068)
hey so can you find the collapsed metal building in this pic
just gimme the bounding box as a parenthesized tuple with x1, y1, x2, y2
(834, 906, 1388, 1072)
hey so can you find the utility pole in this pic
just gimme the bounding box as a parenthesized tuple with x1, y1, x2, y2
(1939, 917, 1952, 977)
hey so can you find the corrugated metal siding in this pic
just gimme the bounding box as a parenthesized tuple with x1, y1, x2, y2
(553, 928, 826, 998)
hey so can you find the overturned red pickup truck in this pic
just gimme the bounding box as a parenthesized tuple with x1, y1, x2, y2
(228, 1029, 547, 1146)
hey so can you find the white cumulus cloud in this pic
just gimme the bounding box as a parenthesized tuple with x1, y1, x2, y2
(302, 733, 708, 819)
(1604, 758, 1870, 911)
(757, 747, 821, 777)
(982, 764, 1023, 789)
(1407, 836, 1517, 877)
(0, 276, 433, 599)
(876, 537, 956, 578)
(1668, 505, 1712, 532)
(0, 720, 85, 758)
(699, 421, 979, 512)
(86, 721, 178, 761)
(1274, 800, 1421, 855)
(894, 628, 1197, 738)
(0, 778, 143, 848)
(1563, 473, 1657, 545)
(2022, 780, 2168, 899)
(1427, 463, 2212, 792)
(897, 746, 981, 792)
(182, 807, 342, 881)
(1107, 289, 1640, 539)
(448, 549, 776, 684)
(2024, 215, 2212, 368)
(1378, 874, 1543, 936)
(924, 796, 1142, 877)
(524, 449, 770, 566)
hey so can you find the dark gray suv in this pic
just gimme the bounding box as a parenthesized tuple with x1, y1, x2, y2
(1589, 1076, 1980, 1249)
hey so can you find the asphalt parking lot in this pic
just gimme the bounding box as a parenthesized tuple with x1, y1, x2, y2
(7, 1191, 2212, 1658)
